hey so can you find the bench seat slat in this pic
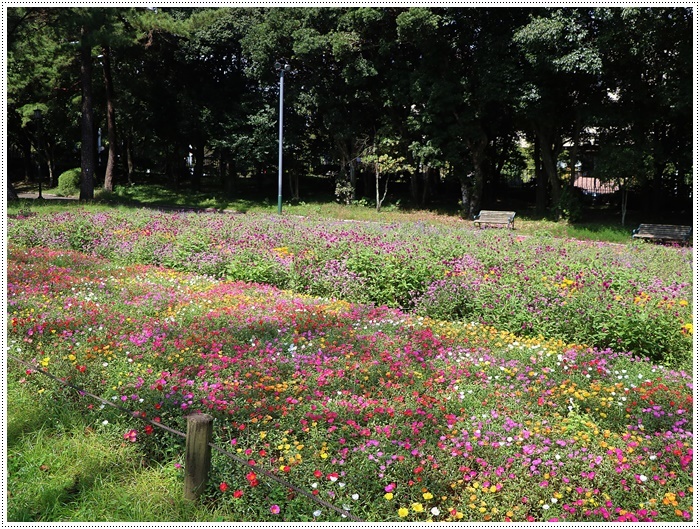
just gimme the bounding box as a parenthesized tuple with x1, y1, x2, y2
(632, 223, 692, 243)
(474, 210, 516, 230)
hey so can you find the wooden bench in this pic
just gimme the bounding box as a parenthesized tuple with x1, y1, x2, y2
(473, 210, 516, 230)
(632, 223, 692, 244)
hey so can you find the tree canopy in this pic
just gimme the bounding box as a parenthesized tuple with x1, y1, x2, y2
(6, 7, 693, 220)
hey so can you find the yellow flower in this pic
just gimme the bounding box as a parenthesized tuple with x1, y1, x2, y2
(384, 493, 394, 501)
(423, 492, 433, 500)
(40, 357, 50, 367)
(412, 502, 424, 513)
(398, 508, 409, 518)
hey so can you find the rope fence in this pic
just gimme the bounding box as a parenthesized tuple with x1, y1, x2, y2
(7, 353, 364, 522)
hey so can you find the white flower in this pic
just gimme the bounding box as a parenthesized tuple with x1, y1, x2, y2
(431, 507, 440, 516)
(550, 498, 558, 504)
(352, 494, 359, 501)
(542, 504, 550, 510)
(102, 420, 109, 425)
(639, 474, 648, 482)
(313, 510, 322, 517)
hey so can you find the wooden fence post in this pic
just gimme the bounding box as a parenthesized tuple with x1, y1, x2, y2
(184, 413, 213, 501)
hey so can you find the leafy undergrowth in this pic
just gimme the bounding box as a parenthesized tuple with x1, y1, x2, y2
(7, 246, 693, 522)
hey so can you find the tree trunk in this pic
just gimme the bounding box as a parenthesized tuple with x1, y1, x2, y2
(466, 136, 488, 217)
(620, 182, 628, 227)
(410, 168, 420, 204)
(125, 134, 134, 185)
(101, 45, 117, 192)
(568, 122, 580, 188)
(349, 159, 357, 202)
(534, 135, 546, 216)
(459, 175, 471, 219)
(534, 124, 562, 215)
(421, 165, 431, 207)
(46, 144, 55, 187)
(79, 26, 95, 200)
(288, 170, 299, 201)
(22, 143, 30, 183)
(375, 156, 381, 212)
(7, 180, 19, 201)
(192, 142, 204, 191)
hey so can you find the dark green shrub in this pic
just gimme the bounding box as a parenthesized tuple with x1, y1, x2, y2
(57, 168, 81, 196)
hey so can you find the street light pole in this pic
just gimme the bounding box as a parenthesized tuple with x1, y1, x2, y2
(33, 108, 43, 199)
(275, 61, 290, 214)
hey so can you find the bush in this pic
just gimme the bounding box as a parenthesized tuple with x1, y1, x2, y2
(57, 168, 81, 197)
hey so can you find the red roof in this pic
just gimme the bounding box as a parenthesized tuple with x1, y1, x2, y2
(573, 176, 619, 195)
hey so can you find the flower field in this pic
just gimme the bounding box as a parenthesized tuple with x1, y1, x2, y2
(7, 240, 693, 522)
(7, 209, 693, 365)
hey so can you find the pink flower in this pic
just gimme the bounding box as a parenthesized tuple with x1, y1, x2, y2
(270, 504, 280, 514)
(385, 483, 396, 492)
(123, 429, 137, 442)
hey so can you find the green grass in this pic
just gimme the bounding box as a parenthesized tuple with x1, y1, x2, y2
(6, 373, 232, 522)
(9, 182, 645, 245)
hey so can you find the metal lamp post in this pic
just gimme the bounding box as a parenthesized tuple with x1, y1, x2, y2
(33, 108, 43, 199)
(275, 60, 290, 214)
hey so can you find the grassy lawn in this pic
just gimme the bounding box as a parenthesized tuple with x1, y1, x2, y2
(10, 182, 640, 244)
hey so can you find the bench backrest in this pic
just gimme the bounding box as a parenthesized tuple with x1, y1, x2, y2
(633, 224, 692, 241)
(476, 210, 516, 222)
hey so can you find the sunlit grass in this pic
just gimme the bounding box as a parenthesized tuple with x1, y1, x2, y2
(8, 182, 647, 244)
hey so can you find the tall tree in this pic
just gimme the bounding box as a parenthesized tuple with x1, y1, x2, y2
(595, 7, 693, 216)
(397, 8, 525, 218)
(513, 8, 605, 219)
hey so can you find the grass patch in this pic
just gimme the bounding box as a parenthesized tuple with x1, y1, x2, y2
(6, 373, 241, 522)
(9, 182, 645, 245)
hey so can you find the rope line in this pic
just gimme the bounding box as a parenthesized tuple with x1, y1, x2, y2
(7, 354, 365, 522)
(8, 354, 186, 439)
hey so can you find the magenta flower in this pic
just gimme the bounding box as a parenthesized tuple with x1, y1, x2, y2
(270, 505, 280, 515)
(123, 429, 137, 442)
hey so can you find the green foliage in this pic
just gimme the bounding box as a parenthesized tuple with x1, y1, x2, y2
(57, 168, 81, 197)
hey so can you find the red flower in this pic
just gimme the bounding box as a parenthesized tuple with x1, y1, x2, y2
(144, 424, 154, 435)
(314, 469, 323, 478)
(246, 471, 259, 487)
(219, 482, 229, 492)
(233, 490, 243, 498)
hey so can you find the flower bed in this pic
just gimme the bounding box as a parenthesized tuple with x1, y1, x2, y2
(7, 210, 693, 365)
(8, 246, 693, 522)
